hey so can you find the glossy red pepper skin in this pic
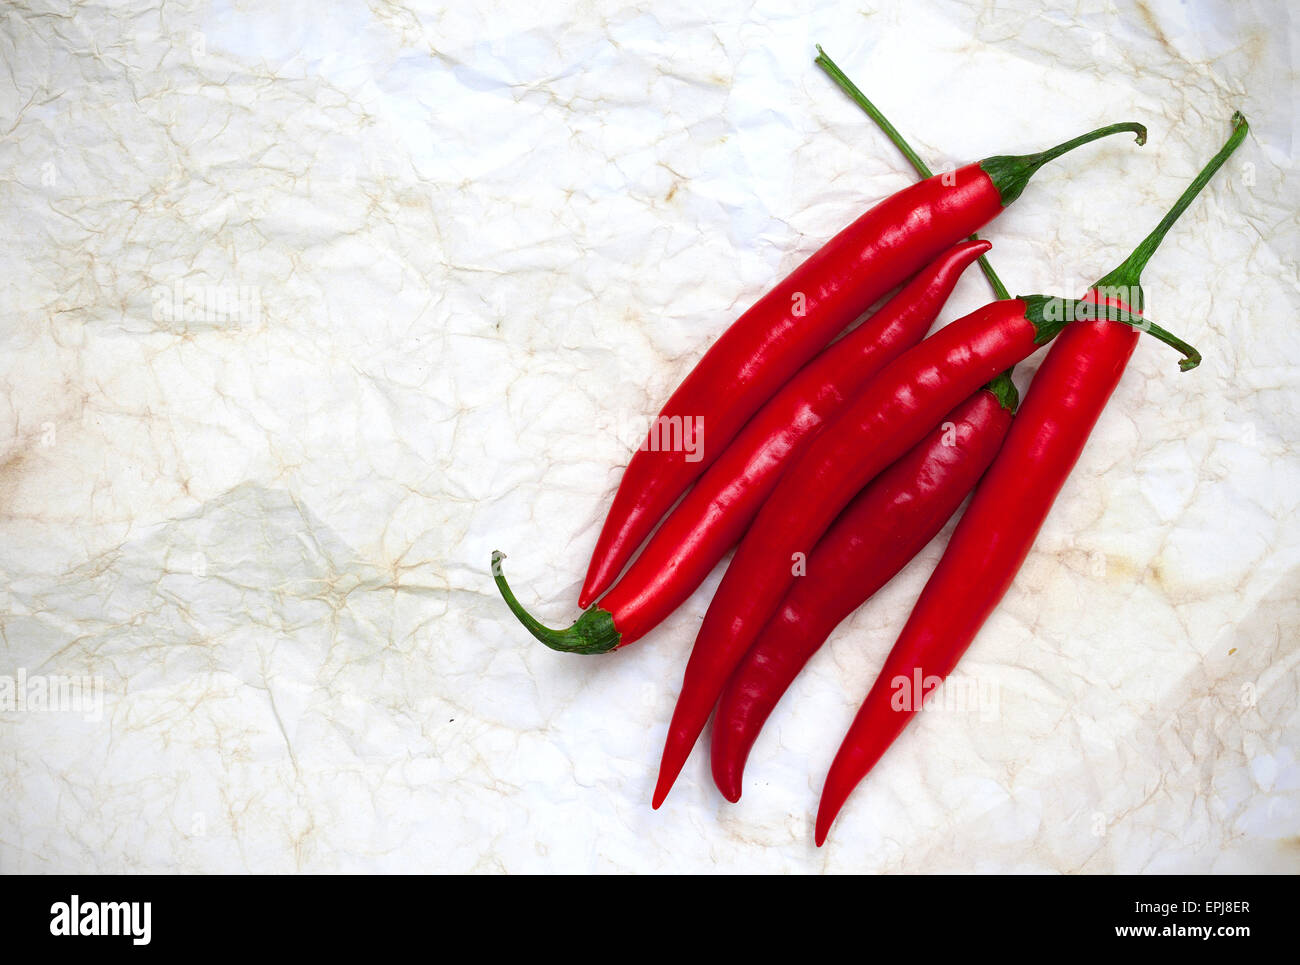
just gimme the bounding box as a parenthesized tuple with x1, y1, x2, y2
(812, 112, 1245, 844)
(813, 296, 1136, 845)
(579, 117, 1155, 609)
(578, 168, 1006, 608)
(600, 239, 990, 644)
(652, 297, 1058, 807)
(491, 242, 990, 654)
(709, 387, 1014, 802)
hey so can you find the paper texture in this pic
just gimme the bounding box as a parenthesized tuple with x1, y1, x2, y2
(1, 0, 1296, 872)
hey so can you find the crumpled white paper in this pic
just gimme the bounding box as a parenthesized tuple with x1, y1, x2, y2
(0, 0, 1296, 872)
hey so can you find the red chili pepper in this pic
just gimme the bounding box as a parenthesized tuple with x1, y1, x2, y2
(711, 387, 1015, 801)
(814, 113, 1248, 846)
(653, 284, 1199, 810)
(492, 239, 989, 652)
(578, 120, 1148, 608)
(710, 52, 1020, 801)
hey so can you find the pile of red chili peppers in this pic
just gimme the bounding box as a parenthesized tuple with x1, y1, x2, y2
(492, 45, 1250, 846)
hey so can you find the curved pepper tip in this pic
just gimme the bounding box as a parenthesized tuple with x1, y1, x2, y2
(813, 813, 833, 848)
(652, 747, 687, 809)
(716, 781, 742, 805)
(814, 786, 847, 846)
(712, 758, 744, 803)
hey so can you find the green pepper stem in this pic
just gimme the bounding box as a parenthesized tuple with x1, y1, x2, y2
(984, 370, 1020, 411)
(814, 44, 1017, 409)
(1092, 112, 1250, 311)
(814, 46, 934, 177)
(979, 121, 1148, 208)
(491, 551, 620, 654)
(813, 45, 1011, 304)
(1021, 296, 1202, 371)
